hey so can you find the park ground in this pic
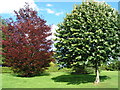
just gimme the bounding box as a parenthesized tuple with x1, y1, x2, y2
(1, 66, 118, 88)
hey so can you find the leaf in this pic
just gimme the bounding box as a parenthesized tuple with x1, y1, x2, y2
(76, 56, 82, 59)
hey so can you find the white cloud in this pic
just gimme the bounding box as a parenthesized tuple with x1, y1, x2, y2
(51, 24, 59, 50)
(46, 4, 53, 7)
(47, 24, 58, 40)
(51, 24, 58, 37)
(46, 8, 55, 14)
(0, 0, 38, 14)
(40, 8, 64, 16)
(46, 24, 59, 50)
(94, 0, 105, 3)
(55, 12, 63, 16)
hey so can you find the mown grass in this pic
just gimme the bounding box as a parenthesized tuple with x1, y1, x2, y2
(1, 66, 118, 88)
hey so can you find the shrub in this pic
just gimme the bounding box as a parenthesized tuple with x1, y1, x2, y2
(72, 65, 94, 74)
(101, 61, 120, 71)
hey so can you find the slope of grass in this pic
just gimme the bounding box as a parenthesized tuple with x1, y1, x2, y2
(2, 67, 118, 88)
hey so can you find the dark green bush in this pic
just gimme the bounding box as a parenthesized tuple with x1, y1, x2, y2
(47, 63, 72, 72)
(101, 61, 120, 71)
(72, 65, 94, 74)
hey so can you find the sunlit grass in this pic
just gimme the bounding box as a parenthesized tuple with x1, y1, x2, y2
(2, 67, 118, 88)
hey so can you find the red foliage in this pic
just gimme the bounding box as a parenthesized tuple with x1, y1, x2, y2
(2, 4, 53, 76)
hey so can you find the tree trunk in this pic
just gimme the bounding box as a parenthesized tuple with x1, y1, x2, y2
(94, 63, 100, 84)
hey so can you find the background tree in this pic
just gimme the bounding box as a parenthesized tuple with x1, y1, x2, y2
(0, 17, 7, 65)
(2, 4, 53, 77)
(101, 60, 120, 71)
(54, 1, 120, 83)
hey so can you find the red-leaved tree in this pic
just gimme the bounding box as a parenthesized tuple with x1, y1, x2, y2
(2, 4, 53, 77)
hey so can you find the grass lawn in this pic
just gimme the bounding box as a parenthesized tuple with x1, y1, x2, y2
(1, 67, 118, 88)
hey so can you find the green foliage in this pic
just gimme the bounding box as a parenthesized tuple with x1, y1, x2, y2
(0, 17, 6, 27)
(101, 60, 120, 71)
(2, 67, 13, 73)
(0, 17, 7, 65)
(54, 1, 120, 72)
(47, 63, 72, 72)
(0, 17, 7, 40)
(72, 66, 94, 74)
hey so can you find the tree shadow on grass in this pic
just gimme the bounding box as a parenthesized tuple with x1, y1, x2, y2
(52, 74, 110, 85)
(12, 72, 50, 78)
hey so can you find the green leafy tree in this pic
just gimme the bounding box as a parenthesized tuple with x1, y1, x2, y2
(101, 60, 120, 71)
(54, 0, 120, 83)
(0, 17, 7, 65)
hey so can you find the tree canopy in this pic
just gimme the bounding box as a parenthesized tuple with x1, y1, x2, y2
(2, 4, 53, 77)
(54, 1, 120, 83)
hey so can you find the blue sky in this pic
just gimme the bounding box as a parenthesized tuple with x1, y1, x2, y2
(36, 2, 119, 25)
(0, 0, 119, 26)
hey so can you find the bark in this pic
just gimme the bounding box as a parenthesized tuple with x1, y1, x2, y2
(94, 63, 100, 84)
